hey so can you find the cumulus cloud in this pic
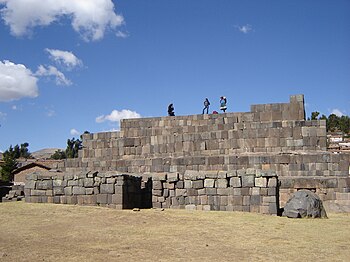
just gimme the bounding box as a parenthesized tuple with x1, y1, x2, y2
(235, 24, 253, 34)
(70, 128, 80, 136)
(331, 109, 344, 117)
(45, 48, 82, 69)
(0, 0, 124, 41)
(35, 65, 71, 86)
(96, 109, 141, 123)
(0, 60, 39, 102)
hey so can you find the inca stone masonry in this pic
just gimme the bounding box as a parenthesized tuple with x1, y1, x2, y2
(25, 95, 350, 214)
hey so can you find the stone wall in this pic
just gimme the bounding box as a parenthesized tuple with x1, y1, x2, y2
(279, 176, 350, 212)
(24, 169, 279, 215)
(31, 94, 350, 213)
(152, 169, 278, 215)
(24, 172, 152, 209)
(61, 95, 346, 177)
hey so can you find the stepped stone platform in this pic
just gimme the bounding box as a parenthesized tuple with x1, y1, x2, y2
(26, 95, 350, 213)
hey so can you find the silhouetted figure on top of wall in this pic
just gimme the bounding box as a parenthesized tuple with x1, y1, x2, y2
(202, 98, 210, 114)
(168, 103, 175, 116)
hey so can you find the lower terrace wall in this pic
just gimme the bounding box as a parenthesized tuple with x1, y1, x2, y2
(24, 169, 279, 215)
(151, 169, 278, 215)
(25, 172, 152, 209)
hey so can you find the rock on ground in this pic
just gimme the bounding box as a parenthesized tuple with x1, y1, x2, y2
(282, 190, 327, 218)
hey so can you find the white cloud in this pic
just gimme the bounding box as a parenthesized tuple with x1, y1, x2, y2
(35, 65, 71, 86)
(96, 109, 141, 123)
(11, 105, 17, 110)
(116, 30, 129, 38)
(0, 60, 39, 102)
(0, 0, 124, 41)
(235, 24, 253, 34)
(331, 109, 344, 117)
(70, 128, 80, 136)
(45, 48, 82, 69)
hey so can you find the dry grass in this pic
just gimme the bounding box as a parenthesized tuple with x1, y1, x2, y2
(0, 202, 349, 261)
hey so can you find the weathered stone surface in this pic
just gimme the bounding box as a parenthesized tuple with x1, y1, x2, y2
(204, 179, 215, 188)
(192, 180, 204, 189)
(100, 184, 114, 194)
(24, 180, 36, 189)
(53, 187, 64, 196)
(255, 177, 267, 188)
(72, 186, 86, 195)
(152, 181, 163, 190)
(230, 177, 241, 188)
(241, 175, 255, 187)
(216, 179, 228, 188)
(36, 180, 53, 190)
(283, 190, 327, 218)
(84, 178, 94, 187)
(168, 172, 179, 182)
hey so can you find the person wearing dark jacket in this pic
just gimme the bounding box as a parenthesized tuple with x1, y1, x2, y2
(168, 103, 175, 116)
(202, 98, 210, 114)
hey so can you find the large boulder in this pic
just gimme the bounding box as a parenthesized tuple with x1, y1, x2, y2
(283, 190, 327, 218)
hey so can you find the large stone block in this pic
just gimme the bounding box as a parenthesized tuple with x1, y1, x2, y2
(204, 179, 215, 188)
(216, 179, 228, 188)
(192, 180, 204, 189)
(24, 180, 36, 189)
(255, 177, 267, 188)
(168, 172, 179, 182)
(230, 177, 241, 188)
(73, 186, 86, 195)
(184, 170, 198, 180)
(152, 180, 163, 190)
(97, 194, 108, 204)
(36, 180, 53, 190)
(53, 187, 64, 196)
(112, 194, 123, 205)
(31, 190, 47, 196)
(64, 186, 73, 196)
(241, 175, 255, 187)
(100, 184, 114, 194)
(184, 180, 192, 189)
(268, 177, 277, 187)
(175, 189, 186, 196)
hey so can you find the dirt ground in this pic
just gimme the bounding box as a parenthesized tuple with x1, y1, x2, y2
(0, 202, 349, 262)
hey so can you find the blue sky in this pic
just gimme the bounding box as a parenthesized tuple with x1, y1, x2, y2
(0, 0, 349, 152)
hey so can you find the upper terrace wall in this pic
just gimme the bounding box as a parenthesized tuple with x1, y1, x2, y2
(61, 95, 347, 175)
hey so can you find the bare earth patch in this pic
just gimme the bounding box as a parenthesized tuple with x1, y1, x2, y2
(0, 202, 349, 261)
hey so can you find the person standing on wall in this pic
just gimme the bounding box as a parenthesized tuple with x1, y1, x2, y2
(202, 98, 210, 114)
(220, 96, 227, 113)
(168, 103, 175, 116)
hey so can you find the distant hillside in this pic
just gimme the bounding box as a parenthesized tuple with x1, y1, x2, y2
(31, 148, 63, 159)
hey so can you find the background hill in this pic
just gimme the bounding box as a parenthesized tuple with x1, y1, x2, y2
(31, 148, 62, 159)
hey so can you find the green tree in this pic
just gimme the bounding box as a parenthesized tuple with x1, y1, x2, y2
(311, 111, 320, 120)
(50, 150, 67, 160)
(66, 138, 82, 158)
(339, 115, 350, 134)
(9, 143, 32, 159)
(0, 147, 18, 181)
(328, 114, 339, 132)
(50, 138, 82, 159)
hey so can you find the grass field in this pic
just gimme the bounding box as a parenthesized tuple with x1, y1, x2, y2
(0, 202, 349, 261)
